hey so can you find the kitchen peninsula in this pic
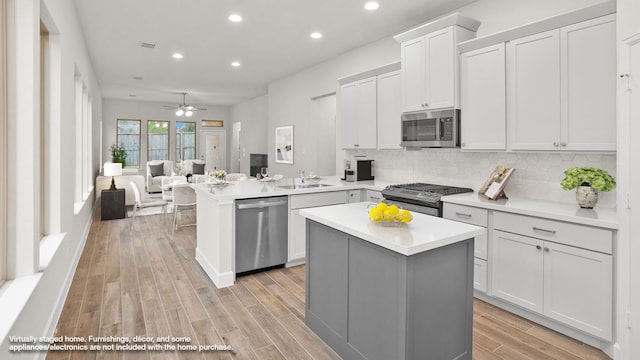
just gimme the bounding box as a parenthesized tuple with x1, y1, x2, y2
(300, 202, 484, 360)
(193, 176, 394, 288)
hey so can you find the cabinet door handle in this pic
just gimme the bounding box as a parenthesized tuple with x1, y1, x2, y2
(532, 226, 556, 235)
(553, 142, 559, 147)
(544, 247, 550, 252)
(455, 212, 472, 218)
(560, 142, 567, 147)
(536, 245, 542, 250)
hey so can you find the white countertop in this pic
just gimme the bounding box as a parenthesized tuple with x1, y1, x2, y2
(442, 193, 619, 230)
(300, 202, 485, 256)
(193, 176, 394, 201)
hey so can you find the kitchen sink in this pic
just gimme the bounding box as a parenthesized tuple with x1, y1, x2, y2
(278, 184, 332, 189)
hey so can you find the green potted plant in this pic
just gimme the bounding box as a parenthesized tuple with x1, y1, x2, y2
(560, 167, 616, 208)
(109, 144, 127, 168)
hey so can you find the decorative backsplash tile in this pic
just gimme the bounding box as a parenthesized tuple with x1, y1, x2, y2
(350, 149, 617, 208)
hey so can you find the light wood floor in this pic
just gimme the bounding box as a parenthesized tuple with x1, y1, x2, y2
(46, 211, 611, 360)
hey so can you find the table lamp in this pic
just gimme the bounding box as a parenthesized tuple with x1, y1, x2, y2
(104, 162, 122, 191)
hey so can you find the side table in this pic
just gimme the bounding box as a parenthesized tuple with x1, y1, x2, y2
(101, 189, 126, 220)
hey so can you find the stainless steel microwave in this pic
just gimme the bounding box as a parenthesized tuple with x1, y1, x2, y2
(401, 109, 460, 148)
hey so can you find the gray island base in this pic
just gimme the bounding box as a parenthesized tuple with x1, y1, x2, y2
(305, 220, 475, 360)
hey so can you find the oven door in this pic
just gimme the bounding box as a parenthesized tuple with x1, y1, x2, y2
(401, 114, 438, 147)
(384, 199, 440, 217)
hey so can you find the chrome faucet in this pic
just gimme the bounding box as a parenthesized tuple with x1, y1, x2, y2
(298, 169, 305, 184)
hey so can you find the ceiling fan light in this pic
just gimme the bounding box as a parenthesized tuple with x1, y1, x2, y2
(176, 109, 184, 116)
(185, 110, 193, 117)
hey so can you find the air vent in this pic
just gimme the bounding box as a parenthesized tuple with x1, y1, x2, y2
(132, 76, 144, 80)
(140, 42, 156, 49)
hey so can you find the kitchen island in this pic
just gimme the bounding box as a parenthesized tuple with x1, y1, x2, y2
(193, 176, 393, 288)
(300, 202, 485, 360)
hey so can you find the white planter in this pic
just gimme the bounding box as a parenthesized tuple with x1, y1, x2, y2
(576, 186, 598, 208)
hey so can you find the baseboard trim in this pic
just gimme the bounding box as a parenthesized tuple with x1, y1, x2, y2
(195, 248, 234, 288)
(37, 203, 96, 360)
(286, 258, 306, 267)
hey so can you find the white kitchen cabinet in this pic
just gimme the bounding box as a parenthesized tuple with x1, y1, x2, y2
(508, 29, 561, 151)
(543, 241, 612, 340)
(508, 15, 616, 151)
(340, 76, 377, 149)
(443, 203, 489, 293)
(492, 230, 545, 313)
(460, 43, 506, 150)
(400, 26, 475, 112)
(289, 191, 348, 263)
(491, 212, 613, 340)
(363, 189, 382, 203)
(376, 70, 402, 149)
(347, 190, 361, 203)
(560, 14, 616, 151)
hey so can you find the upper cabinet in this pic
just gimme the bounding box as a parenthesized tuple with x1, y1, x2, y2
(339, 62, 402, 150)
(376, 70, 402, 149)
(394, 13, 480, 113)
(458, 2, 616, 152)
(508, 30, 562, 151)
(509, 15, 616, 151)
(460, 43, 507, 150)
(340, 76, 377, 149)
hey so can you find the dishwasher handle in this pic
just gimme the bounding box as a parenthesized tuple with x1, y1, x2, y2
(237, 199, 288, 210)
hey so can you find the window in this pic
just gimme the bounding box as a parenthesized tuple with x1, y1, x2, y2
(147, 120, 169, 160)
(176, 121, 196, 161)
(74, 72, 92, 205)
(117, 119, 141, 167)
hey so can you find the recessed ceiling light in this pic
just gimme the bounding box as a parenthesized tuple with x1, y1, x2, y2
(172, 53, 183, 59)
(231, 61, 241, 67)
(310, 32, 323, 39)
(364, 1, 380, 10)
(228, 14, 243, 22)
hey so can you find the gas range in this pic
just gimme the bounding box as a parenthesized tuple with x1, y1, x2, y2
(382, 182, 474, 217)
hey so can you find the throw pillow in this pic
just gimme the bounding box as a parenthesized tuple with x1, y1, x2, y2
(149, 163, 165, 177)
(192, 163, 205, 175)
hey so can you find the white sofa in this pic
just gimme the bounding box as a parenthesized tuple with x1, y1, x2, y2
(179, 159, 208, 182)
(96, 174, 145, 206)
(146, 160, 175, 193)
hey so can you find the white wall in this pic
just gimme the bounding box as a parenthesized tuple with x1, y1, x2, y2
(102, 99, 230, 172)
(229, 95, 268, 176)
(267, 38, 401, 178)
(264, 0, 617, 205)
(2, 0, 102, 355)
(616, 0, 640, 358)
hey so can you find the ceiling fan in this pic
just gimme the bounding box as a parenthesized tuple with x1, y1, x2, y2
(163, 92, 207, 117)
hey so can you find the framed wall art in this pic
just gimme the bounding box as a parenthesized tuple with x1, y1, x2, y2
(275, 125, 293, 164)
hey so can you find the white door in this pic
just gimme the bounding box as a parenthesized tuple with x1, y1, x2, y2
(377, 70, 402, 150)
(340, 82, 358, 149)
(508, 29, 561, 150)
(310, 94, 336, 176)
(543, 241, 612, 340)
(199, 129, 226, 173)
(425, 27, 454, 110)
(625, 33, 640, 359)
(491, 230, 544, 313)
(356, 76, 377, 149)
(560, 15, 616, 151)
(400, 36, 427, 112)
(460, 43, 506, 150)
(231, 122, 241, 173)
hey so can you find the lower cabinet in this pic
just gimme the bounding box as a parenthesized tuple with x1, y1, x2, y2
(444, 201, 614, 342)
(491, 230, 613, 341)
(443, 203, 488, 292)
(363, 189, 383, 203)
(288, 191, 348, 263)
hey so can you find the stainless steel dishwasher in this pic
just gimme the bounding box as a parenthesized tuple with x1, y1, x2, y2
(235, 196, 289, 274)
